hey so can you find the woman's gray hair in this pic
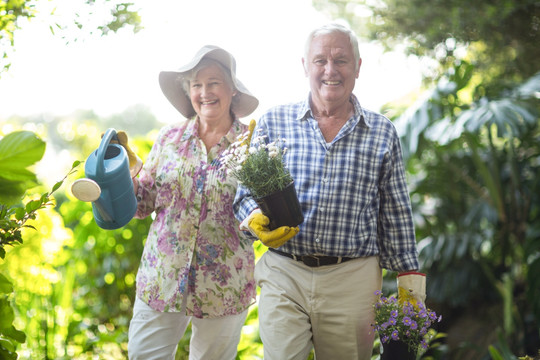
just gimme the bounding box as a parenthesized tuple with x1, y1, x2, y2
(304, 23, 361, 72)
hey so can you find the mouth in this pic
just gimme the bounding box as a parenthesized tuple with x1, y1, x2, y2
(201, 100, 218, 105)
(323, 80, 341, 86)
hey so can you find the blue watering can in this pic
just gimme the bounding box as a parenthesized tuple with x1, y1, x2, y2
(71, 128, 137, 230)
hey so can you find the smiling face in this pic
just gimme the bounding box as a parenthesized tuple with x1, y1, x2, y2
(303, 32, 361, 110)
(189, 63, 235, 123)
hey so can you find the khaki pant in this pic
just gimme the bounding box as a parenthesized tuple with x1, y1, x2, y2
(127, 297, 247, 360)
(255, 250, 382, 360)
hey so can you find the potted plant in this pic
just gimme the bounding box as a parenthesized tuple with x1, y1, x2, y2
(221, 120, 303, 230)
(372, 290, 442, 359)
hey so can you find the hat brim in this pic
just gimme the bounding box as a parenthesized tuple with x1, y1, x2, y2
(159, 46, 259, 118)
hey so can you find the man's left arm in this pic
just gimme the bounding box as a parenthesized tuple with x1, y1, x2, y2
(378, 130, 426, 304)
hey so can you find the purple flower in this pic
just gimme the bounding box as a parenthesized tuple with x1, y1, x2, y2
(402, 316, 412, 326)
(410, 320, 418, 330)
(391, 330, 399, 340)
(390, 310, 398, 318)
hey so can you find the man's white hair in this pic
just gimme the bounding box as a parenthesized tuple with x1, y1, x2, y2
(304, 23, 361, 72)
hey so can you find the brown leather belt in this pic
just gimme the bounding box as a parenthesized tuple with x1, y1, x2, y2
(268, 248, 354, 267)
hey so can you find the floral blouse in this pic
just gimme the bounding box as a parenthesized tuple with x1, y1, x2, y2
(134, 118, 256, 318)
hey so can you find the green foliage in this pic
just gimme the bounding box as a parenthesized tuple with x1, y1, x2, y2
(0, 274, 25, 360)
(0, 159, 81, 260)
(0, 130, 80, 360)
(396, 63, 540, 356)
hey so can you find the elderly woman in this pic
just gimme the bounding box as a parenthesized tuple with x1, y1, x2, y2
(127, 45, 259, 360)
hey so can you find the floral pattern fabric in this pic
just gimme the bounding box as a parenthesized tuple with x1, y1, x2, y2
(134, 118, 256, 318)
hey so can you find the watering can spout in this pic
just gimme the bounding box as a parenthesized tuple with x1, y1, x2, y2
(71, 128, 138, 230)
(71, 178, 114, 222)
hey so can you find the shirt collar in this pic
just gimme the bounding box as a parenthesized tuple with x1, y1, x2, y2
(183, 117, 245, 146)
(299, 93, 370, 128)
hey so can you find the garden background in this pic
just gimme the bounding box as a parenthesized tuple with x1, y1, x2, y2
(1, 0, 539, 359)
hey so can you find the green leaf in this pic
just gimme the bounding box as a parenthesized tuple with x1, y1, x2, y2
(0, 298, 15, 329)
(14, 208, 25, 221)
(0, 178, 30, 205)
(25, 200, 42, 213)
(2, 325, 26, 344)
(0, 339, 19, 360)
(0, 131, 45, 204)
(488, 345, 504, 360)
(0, 167, 36, 182)
(0, 274, 13, 294)
(51, 181, 62, 193)
(0, 131, 45, 170)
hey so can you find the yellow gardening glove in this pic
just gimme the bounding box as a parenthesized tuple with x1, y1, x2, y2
(241, 211, 299, 248)
(397, 272, 426, 309)
(103, 130, 143, 177)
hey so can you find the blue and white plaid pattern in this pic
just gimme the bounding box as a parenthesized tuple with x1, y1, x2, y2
(234, 95, 418, 271)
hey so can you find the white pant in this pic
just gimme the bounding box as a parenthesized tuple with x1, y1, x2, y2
(255, 251, 382, 360)
(127, 297, 248, 360)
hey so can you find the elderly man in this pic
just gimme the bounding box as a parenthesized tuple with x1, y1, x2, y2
(234, 23, 425, 360)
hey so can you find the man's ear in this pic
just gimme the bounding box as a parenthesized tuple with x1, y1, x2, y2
(302, 58, 308, 77)
(356, 58, 362, 78)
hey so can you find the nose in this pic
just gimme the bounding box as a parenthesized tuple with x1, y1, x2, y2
(201, 85, 210, 96)
(324, 61, 337, 75)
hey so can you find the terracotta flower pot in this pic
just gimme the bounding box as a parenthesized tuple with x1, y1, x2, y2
(254, 182, 304, 230)
(380, 340, 417, 360)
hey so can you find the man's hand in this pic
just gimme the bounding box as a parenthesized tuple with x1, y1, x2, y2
(397, 272, 426, 308)
(241, 211, 299, 248)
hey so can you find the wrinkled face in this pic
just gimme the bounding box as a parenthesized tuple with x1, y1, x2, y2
(189, 63, 235, 122)
(303, 32, 361, 107)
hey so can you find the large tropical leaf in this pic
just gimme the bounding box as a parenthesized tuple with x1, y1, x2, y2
(0, 131, 45, 204)
(514, 71, 540, 99)
(459, 99, 537, 137)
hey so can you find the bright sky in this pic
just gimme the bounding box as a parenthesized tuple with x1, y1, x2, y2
(0, 0, 423, 125)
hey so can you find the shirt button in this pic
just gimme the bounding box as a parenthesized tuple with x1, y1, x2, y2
(315, 238, 320, 243)
(320, 207, 325, 212)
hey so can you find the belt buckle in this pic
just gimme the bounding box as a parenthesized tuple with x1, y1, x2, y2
(301, 255, 320, 267)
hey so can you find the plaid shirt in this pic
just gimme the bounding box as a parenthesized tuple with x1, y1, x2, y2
(233, 94, 419, 272)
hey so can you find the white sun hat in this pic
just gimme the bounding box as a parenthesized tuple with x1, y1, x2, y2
(158, 45, 259, 118)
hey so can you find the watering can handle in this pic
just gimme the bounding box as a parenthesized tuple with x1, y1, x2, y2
(96, 128, 118, 178)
